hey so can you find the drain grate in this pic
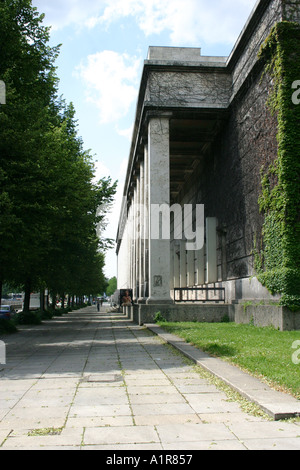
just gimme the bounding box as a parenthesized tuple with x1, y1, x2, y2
(81, 374, 124, 383)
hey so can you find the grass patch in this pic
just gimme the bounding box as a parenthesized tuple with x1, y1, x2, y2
(157, 321, 300, 399)
(28, 427, 63, 437)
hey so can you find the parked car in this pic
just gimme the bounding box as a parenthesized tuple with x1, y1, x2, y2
(0, 305, 16, 320)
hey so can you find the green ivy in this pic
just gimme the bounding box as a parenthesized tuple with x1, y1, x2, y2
(257, 22, 300, 311)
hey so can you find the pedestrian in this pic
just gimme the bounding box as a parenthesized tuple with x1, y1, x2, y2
(97, 299, 100, 312)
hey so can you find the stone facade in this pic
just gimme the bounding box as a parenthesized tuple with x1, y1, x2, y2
(193, 67, 279, 286)
(116, 0, 300, 328)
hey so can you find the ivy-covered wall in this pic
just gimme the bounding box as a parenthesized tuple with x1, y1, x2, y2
(256, 22, 300, 310)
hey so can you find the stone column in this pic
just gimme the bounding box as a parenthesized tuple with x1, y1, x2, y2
(117, 216, 131, 290)
(136, 176, 141, 300)
(138, 160, 145, 303)
(144, 145, 149, 299)
(170, 243, 174, 291)
(173, 242, 180, 288)
(132, 185, 137, 300)
(146, 116, 173, 305)
(180, 241, 187, 288)
(187, 250, 195, 286)
(129, 202, 134, 291)
(196, 246, 205, 285)
(206, 217, 218, 283)
(126, 220, 131, 288)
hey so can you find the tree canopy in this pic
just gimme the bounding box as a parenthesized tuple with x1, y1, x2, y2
(106, 276, 117, 297)
(0, 0, 117, 309)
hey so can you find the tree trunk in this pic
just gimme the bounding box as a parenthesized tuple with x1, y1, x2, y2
(23, 278, 31, 312)
(51, 291, 56, 310)
(40, 290, 45, 312)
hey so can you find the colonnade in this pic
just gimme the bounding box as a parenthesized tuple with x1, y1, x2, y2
(117, 116, 218, 305)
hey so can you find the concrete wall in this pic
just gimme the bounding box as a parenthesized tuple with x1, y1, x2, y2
(175, 1, 281, 293)
(173, 70, 278, 301)
(147, 46, 202, 62)
(228, 0, 282, 98)
(146, 70, 231, 109)
(131, 302, 300, 331)
(283, 0, 300, 22)
(134, 303, 229, 325)
(233, 304, 300, 331)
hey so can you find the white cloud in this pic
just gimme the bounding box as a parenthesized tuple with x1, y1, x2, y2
(91, 0, 257, 46)
(33, 0, 106, 31)
(116, 125, 134, 141)
(34, 0, 257, 46)
(75, 51, 141, 124)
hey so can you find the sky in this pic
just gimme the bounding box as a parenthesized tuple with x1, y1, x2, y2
(31, 0, 258, 280)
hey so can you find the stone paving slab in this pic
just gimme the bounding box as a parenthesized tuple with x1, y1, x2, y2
(0, 306, 299, 450)
(146, 324, 300, 421)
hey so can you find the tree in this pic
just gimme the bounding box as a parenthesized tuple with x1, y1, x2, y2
(40, 101, 117, 303)
(0, 1, 117, 310)
(106, 277, 117, 296)
(0, 0, 60, 307)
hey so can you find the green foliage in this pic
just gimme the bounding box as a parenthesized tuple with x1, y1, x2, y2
(257, 22, 300, 310)
(40, 309, 54, 320)
(106, 276, 117, 296)
(0, 1, 117, 305)
(154, 311, 166, 323)
(15, 310, 42, 325)
(0, 319, 18, 334)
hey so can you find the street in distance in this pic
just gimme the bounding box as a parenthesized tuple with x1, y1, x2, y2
(106, 455, 193, 466)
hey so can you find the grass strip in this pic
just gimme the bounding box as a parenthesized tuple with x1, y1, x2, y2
(157, 321, 300, 399)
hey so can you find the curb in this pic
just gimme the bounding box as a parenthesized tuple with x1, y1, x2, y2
(145, 324, 300, 421)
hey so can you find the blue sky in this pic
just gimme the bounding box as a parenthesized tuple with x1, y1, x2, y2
(31, 0, 257, 279)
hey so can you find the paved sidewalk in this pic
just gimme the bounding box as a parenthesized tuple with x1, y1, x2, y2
(0, 306, 299, 450)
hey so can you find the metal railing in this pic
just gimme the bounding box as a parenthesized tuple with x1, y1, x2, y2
(174, 287, 225, 304)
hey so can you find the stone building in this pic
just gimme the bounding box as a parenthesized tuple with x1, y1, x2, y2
(116, 0, 300, 329)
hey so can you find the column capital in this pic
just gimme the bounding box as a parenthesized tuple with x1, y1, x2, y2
(145, 110, 173, 124)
